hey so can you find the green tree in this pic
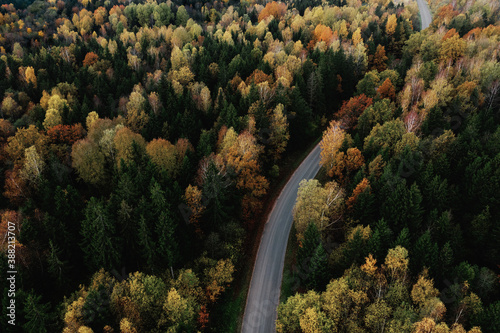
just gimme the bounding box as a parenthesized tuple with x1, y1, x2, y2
(298, 223, 321, 272)
(356, 71, 380, 97)
(364, 300, 391, 332)
(138, 214, 156, 270)
(46, 240, 67, 285)
(269, 103, 290, 162)
(176, 6, 189, 26)
(412, 230, 439, 274)
(81, 197, 120, 270)
(153, 3, 173, 26)
(381, 178, 423, 232)
(150, 181, 178, 274)
(23, 292, 51, 333)
(307, 243, 328, 290)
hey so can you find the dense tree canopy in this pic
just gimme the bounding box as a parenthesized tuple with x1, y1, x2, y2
(0, 0, 498, 332)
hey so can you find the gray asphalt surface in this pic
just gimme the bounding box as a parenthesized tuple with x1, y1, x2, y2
(241, 144, 322, 333)
(417, 0, 432, 30)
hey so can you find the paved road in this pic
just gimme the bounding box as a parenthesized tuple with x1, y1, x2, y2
(417, 0, 432, 30)
(241, 144, 322, 333)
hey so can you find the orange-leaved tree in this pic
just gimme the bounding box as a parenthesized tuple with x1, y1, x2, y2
(258, 1, 287, 22)
(371, 45, 388, 72)
(377, 78, 396, 100)
(83, 52, 99, 67)
(346, 178, 371, 210)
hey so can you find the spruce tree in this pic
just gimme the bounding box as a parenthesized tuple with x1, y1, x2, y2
(81, 197, 120, 271)
(307, 243, 328, 290)
(298, 223, 321, 271)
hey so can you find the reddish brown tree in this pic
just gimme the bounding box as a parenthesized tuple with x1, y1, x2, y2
(83, 52, 99, 67)
(3, 167, 27, 205)
(346, 178, 371, 210)
(47, 124, 86, 145)
(378, 78, 396, 100)
(336, 94, 373, 129)
(245, 69, 273, 86)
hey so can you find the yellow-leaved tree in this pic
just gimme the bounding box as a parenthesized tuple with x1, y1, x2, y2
(293, 179, 344, 240)
(320, 120, 346, 176)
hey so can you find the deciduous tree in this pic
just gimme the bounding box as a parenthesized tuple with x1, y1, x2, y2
(293, 179, 344, 239)
(71, 138, 107, 185)
(6, 125, 48, 164)
(83, 52, 99, 67)
(378, 78, 396, 100)
(184, 185, 205, 234)
(146, 138, 177, 176)
(386, 14, 397, 36)
(372, 45, 388, 72)
(113, 127, 146, 166)
(20, 145, 45, 187)
(204, 258, 234, 302)
(258, 1, 287, 22)
(320, 120, 345, 174)
(268, 103, 290, 162)
(336, 95, 373, 129)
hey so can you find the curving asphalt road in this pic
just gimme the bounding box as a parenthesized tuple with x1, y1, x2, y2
(417, 0, 432, 30)
(241, 144, 322, 333)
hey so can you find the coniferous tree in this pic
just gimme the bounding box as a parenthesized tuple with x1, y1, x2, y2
(81, 197, 120, 271)
(298, 223, 321, 273)
(22, 292, 52, 333)
(307, 243, 328, 290)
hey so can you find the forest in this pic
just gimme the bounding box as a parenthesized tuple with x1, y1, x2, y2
(0, 0, 498, 332)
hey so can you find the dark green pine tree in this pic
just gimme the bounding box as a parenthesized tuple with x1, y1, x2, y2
(137, 214, 156, 271)
(421, 106, 445, 136)
(381, 178, 423, 233)
(298, 222, 321, 271)
(81, 197, 120, 271)
(116, 199, 136, 261)
(22, 292, 51, 333)
(474, 301, 500, 333)
(437, 242, 453, 280)
(341, 228, 370, 269)
(155, 211, 178, 276)
(351, 182, 376, 224)
(419, 163, 449, 213)
(82, 285, 113, 331)
(367, 229, 382, 261)
(368, 218, 393, 260)
(202, 160, 232, 229)
(46, 240, 67, 286)
(53, 185, 83, 254)
(150, 180, 178, 275)
(288, 86, 315, 146)
(489, 220, 500, 266)
(392, 227, 411, 250)
(412, 230, 439, 275)
(307, 243, 329, 291)
(197, 129, 215, 159)
(307, 69, 326, 115)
